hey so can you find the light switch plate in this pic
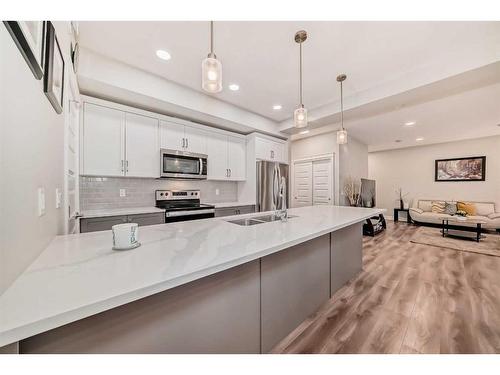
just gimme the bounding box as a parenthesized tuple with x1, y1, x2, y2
(55, 188, 62, 209)
(215, 188, 220, 196)
(119, 189, 126, 197)
(38, 187, 46, 216)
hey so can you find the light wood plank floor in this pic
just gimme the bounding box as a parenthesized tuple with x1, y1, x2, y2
(272, 222, 500, 354)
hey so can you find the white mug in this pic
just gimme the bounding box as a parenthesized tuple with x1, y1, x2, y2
(112, 223, 139, 250)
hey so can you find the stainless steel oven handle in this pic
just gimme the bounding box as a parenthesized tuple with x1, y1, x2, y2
(165, 209, 215, 217)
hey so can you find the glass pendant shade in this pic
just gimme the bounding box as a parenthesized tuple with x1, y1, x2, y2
(337, 129, 348, 144)
(202, 56, 222, 93)
(294, 106, 308, 128)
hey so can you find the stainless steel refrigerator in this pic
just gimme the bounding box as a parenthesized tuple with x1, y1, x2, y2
(256, 160, 289, 212)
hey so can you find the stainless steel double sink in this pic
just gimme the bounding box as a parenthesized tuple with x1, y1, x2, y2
(227, 214, 297, 226)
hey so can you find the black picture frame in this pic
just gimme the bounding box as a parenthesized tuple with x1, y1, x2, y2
(435, 156, 486, 182)
(3, 21, 46, 79)
(43, 22, 65, 114)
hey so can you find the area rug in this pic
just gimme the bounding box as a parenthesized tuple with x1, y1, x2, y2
(410, 226, 500, 257)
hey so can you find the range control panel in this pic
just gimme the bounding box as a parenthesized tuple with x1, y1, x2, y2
(155, 190, 200, 201)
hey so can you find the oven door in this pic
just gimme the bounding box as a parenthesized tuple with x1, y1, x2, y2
(160, 149, 207, 179)
(165, 209, 215, 223)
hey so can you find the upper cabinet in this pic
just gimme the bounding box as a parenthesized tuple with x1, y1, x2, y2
(207, 133, 246, 181)
(255, 137, 287, 163)
(160, 121, 207, 154)
(125, 113, 159, 178)
(81, 102, 159, 178)
(82, 103, 125, 177)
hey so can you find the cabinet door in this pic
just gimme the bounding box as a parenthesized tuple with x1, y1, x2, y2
(125, 113, 159, 178)
(227, 136, 246, 181)
(270, 141, 285, 163)
(82, 103, 125, 176)
(80, 215, 128, 233)
(185, 125, 207, 154)
(127, 213, 165, 226)
(206, 133, 228, 180)
(255, 137, 272, 161)
(160, 120, 185, 151)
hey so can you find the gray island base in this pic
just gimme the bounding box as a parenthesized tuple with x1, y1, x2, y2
(19, 223, 362, 354)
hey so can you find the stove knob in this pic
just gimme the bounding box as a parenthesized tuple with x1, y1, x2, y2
(160, 193, 164, 196)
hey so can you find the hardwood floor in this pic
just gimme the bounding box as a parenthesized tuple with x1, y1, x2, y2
(271, 222, 500, 354)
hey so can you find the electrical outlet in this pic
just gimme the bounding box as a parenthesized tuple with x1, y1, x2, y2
(215, 188, 220, 196)
(38, 187, 46, 216)
(119, 189, 126, 197)
(55, 188, 62, 209)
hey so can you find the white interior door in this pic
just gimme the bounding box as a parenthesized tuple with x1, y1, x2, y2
(125, 113, 159, 178)
(312, 159, 333, 205)
(292, 161, 313, 207)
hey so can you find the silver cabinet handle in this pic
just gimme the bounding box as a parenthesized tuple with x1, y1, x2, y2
(121, 160, 124, 172)
(271, 150, 274, 159)
(182, 138, 185, 148)
(186, 138, 189, 149)
(126, 160, 129, 172)
(228, 169, 231, 177)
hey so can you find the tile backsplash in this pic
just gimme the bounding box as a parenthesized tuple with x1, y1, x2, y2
(80, 177, 238, 211)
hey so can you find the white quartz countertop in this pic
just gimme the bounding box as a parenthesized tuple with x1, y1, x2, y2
(82, 207, 165, 218)
(204, 201, 256, 208)
(0, 205, 384, 347)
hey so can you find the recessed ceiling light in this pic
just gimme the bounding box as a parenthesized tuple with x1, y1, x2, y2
(395, 139, 402, 143)
(156, 50, 171, 61)
(273, 105, 282, 110)
(416, 137, 424, 142)
(228, 84, 239, 91)
(404, 121, 416, 126)
(299, 130, 310, 135)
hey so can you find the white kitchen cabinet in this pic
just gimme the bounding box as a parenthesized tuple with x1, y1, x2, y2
(82, 103, 125, 176)
(227, 136, 246, 180)
(160, 120, 185, 151)
(160, 121, 207, 154)
(255, 137, 286, 163)
(125, 113, 159, 178)
(207, 132, 228, 180)
(207, 134, 246, 181)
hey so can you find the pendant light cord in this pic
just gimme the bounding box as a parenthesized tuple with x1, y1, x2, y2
(210, 21, 214, 56)
(340, 80, 344, 130)
(299, 42, 303, 106)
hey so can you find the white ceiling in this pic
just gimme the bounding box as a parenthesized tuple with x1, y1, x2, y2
(78, 21, 500, 123)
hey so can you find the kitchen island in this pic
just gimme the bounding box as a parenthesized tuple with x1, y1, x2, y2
(0, 205, 384, 354)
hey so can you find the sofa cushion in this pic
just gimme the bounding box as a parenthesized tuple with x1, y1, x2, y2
(444, 202, 457, 215)
(418, 200, 432, 212)
(431, 201, 445, 213)
(420, 212, 451, 220)
(488, 212, 500, 220)
(457, 201, 476, 216)
(474, 202, 495, 216)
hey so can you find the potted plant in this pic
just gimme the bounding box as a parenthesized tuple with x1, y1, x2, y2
(343, 177, 360, 207)
(395, 188, 409, 210)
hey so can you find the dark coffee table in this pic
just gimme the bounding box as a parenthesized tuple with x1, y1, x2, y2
(441, 217, 486, 242)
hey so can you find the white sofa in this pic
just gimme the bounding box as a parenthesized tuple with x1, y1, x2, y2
(409, 199, 500, 230)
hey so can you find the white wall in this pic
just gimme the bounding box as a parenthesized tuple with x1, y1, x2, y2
(368, 135, 500, 216)
(0, 22, 72, 294)
(338, 137, 369, 206)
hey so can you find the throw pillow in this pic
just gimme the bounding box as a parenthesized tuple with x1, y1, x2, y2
(457, 201, 476, 216)
(444, 202, 457, 215)
(431, 201, 445, 213)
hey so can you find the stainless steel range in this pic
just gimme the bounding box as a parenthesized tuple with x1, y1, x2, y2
(155, 190, 215, 223)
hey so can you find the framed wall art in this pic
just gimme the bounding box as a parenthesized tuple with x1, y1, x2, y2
(3, 21, 46, 79)
(435, 156, 486, 182)
(43, 21, 65, 114)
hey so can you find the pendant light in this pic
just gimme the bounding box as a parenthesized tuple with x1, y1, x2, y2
(294, 30, 308, 128)
(336, 74, 348, 144)
(202, 21, 222, 93)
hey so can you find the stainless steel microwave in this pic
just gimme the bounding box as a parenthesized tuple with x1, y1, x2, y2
(160, 149, 208, 179)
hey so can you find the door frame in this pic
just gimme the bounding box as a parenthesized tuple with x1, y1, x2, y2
(291, 153, 337, 207)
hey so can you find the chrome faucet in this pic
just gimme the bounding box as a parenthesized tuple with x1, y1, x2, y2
(276, 176, 288, 222)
